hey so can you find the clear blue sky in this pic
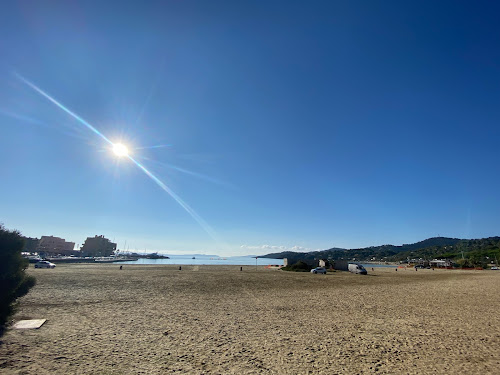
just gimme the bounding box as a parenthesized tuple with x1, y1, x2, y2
(1, 1, 499, 255)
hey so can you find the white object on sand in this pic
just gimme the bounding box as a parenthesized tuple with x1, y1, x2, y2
(12, 319, 47, 329)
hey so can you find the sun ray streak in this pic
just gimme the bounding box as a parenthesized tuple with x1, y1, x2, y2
(134, 144, 171, 150)
(17, 73, 218, 240)
(128, 156, 218, 240)
(0, 108, 44, 124)
(135, 80, 158, 125)
(138, 155, 230, 187)
(15, 73, 113, 145)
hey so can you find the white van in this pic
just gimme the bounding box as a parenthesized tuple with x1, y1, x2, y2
(348, 263, 367, 275)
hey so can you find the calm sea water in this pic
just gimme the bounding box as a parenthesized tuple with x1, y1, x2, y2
(361, 263, 398, 268)
(115, 256, 397, 267)
(116, 255, 284, 266)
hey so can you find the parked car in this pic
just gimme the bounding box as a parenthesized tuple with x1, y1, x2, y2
(311, 267, 327, 274)
(35, 260, 56, 269)
(348, 263, 367, 275)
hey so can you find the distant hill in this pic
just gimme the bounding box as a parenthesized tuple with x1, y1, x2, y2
(387, 237, 500, 265)
(259, 237, 500, 266)
(261, 248, 347, 262)
(354, 237, 462, 255)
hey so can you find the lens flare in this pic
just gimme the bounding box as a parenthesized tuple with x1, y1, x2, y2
(15, 73, 113, 145)
(17, 73, 217, 241)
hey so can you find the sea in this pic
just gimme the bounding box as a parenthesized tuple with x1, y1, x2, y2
(361, 263, 398, 268)
(115, 255, 398, 267)
(116, 254, 284, 266)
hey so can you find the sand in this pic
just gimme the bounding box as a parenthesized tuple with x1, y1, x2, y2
(1, 265, 499, 374)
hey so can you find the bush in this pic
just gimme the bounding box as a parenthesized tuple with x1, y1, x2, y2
(0, 225, 36, 336)
(456, 257, 487, 269)
(281, 260, 312, 272)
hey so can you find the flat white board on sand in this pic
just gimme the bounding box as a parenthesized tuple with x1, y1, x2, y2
(13, 319, 46, 329)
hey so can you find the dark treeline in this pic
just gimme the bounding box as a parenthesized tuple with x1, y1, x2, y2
(261, 237, 500, 267)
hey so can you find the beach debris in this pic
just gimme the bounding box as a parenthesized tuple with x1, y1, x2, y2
(13, 319, 46, 329)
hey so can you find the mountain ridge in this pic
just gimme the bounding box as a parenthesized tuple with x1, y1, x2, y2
(260, 236, 500, 265)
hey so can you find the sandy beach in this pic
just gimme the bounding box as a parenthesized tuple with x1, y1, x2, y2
(1, 265, 499, 374)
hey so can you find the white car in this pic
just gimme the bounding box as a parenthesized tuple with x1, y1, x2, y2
(35, 260, 56, 269)
(311, 267, 327, 274)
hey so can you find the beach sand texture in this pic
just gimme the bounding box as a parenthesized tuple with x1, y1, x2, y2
(1, 265, 499, 374)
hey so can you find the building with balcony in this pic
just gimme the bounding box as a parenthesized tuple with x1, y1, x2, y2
(37, 235, 76, 256)
(80, 235, 116, 257)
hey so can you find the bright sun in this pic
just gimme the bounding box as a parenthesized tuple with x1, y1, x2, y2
(112, 143, 129, 157)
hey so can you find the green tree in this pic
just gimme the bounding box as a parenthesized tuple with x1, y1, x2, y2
(456, 258, 473, 268)
(0, 225, 36, 336)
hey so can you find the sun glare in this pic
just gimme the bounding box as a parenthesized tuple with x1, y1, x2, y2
(113, 143, 129, 157)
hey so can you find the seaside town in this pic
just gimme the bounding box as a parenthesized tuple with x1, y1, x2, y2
(22, 234, 115, 258)
(20, 234, 171, 263)
(20, 233, 500, 272)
